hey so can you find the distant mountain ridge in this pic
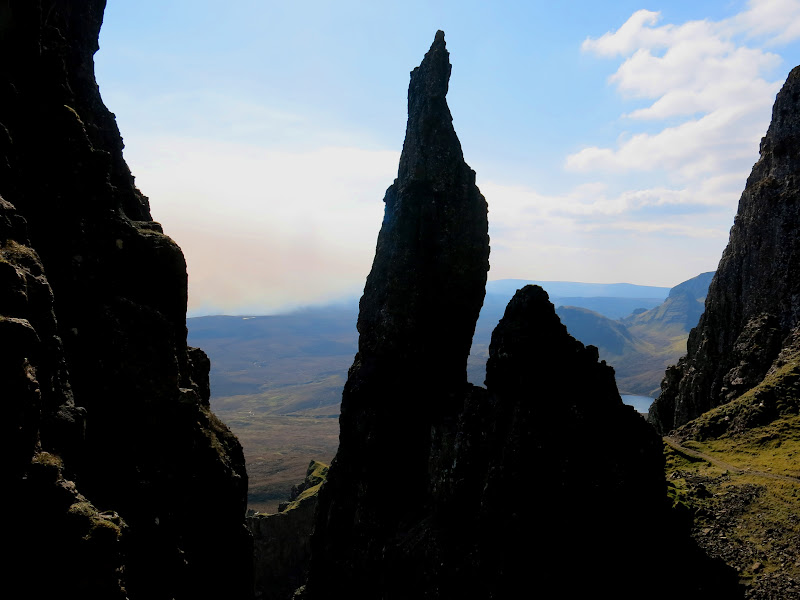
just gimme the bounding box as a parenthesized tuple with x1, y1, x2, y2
(552, 272, 714, 397)
(189, 276, 708, 410)
(189, 308, 357, 411)
(628, 272, 712, 331)
(487, 279, 670, 299)
(556, 306, 636, 355)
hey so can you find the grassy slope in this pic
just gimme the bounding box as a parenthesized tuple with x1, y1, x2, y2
(665, 427, 800, 593)
(609, 272, 711, 395)
(665, 352, 800, 596)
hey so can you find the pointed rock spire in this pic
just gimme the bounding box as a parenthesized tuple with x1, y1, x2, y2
(349, 28, 488, 397)
(305, 30, 489, 596)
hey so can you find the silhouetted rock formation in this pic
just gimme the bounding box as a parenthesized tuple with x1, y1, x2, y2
(1, 2, 251, 598)
(304, 31, 739, 600)
(651, 67, 800, 434)
(305, 29, 490, 596)
(473, 286, 669, 595)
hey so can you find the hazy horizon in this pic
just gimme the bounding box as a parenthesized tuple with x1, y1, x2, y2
(185, 275, 675, 318)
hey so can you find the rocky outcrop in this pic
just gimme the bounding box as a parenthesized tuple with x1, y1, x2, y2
(674, 327, 800, 440)
(532, 273, 715, 398)
(2, 2, 251, 598)
(249, 461, 328, 600)
(304, 31, 739, 599)
(651, 67, 800, 434)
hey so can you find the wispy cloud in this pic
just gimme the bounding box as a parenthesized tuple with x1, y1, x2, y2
(726, 0, 800, 44)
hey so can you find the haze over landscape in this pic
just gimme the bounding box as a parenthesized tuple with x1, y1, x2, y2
(95, 0, 800, 316)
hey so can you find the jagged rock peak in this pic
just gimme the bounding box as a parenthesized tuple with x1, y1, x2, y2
(410, 29, 449, 101)
(486, 285, 614, 396)
(399, 30, 463, 183)
(650, 64, 800, 434)
(762, 65, 800, 158)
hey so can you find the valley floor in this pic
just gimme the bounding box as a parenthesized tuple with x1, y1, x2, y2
(219, 411, 339, 513)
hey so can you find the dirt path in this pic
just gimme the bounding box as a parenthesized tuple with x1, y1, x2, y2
(663, 436, 800, 483)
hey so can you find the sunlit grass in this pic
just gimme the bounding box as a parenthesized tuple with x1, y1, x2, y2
(665, 406, 800, 589)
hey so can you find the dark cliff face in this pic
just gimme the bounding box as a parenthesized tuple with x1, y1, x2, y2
(305, 32, 739, 599)
(651, 67, 800, 434)
(1, 2, 251, 598)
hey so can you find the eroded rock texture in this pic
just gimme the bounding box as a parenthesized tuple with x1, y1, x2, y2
(304, 31, 738, 599)
(651, 66, 800, 434)
(1, 2, 251, 598)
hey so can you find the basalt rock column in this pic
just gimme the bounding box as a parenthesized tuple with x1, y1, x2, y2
(651, 66, 800, 433)
(306, 30, 490, 595)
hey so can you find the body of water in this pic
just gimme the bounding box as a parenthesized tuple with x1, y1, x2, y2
(622, 394, 655, 414)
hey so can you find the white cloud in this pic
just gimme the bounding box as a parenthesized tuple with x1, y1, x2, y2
(566, 100, 774, 177)
(581, 10, 665, 57)
(726, 0, 800, 44)
(569, 0, 798, 181)
(482, 175, 739, 228)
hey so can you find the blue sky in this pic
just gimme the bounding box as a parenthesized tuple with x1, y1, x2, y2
(95, 1, 800, 315)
